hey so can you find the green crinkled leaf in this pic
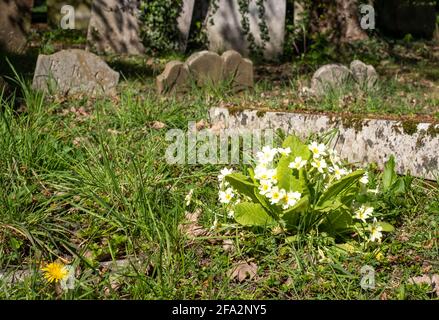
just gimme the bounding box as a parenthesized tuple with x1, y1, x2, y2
(282, 135, 311, 160)
(383, 155, 397, 191)
(254, 188, 278, 216)
(281, 196, 309, 228)
(234, 202, 277, 227)
(317, 170, 364, 210)
(277, 155, 294, 191)
(320, 206, 354, 236)
(377, 221, 395, 232)
(225, 173, 258, 202)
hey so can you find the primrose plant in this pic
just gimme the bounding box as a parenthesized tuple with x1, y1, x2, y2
(218, 134, 394, 243)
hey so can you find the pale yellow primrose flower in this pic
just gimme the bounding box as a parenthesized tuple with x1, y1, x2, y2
(282, 191, 301, 210)
(269, 169, 278, 184)
(369, 218, 383, 242)
(308, 141, 327, 158)
(354, 205, 374, 223)
(289, 156, 307, 170)
(256, 146, 278, 164)
(329, 164, 347, 180)
(219, 188, 235, 204)
(311, 158, 328, 173)
(258, 179, 273, 196)
(267, 187, 286, 205)
(360, 172, 369, 185)
(277, 147, 291, 156)
(218, 167, 233, 182)
(254, 165, 270, 180)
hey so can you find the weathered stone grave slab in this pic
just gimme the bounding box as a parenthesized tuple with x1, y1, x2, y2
(209, 107, 439, 180)
(186, 50, 223, 86)
(350, 60, 378, 90)
(32, 49, 119, 96)
(177, 0, 195, 52)
(222, 50, 253, 91)
(310, 60, 379, 96)
(47, 0, 92, 30)
(156, 61, 190, 94)
(311, 64, 353, 96)
(86, 0, 145, 55)
(156, 50, 254, 94)
(206, 0, 286, 60)
(0, 0, 33, 53)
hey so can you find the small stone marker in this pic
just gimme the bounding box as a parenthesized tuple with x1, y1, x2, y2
(186, 51, 223, 86)
(177, 0, 195, 52)
(32, 49, 120, 96)
(206, 0, 286, 60)
(222, 50, 254, 91)
(0, 0, 32, 53)
(350, 60, 378, 90)
(311, 64, 353, 96)
(156, 61, 190, 94)
(86, 0, 145, 55)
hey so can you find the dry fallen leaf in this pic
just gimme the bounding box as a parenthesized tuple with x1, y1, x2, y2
(222, 239, 235, 252)
(196, 119, 208, 130)
(228, 261, 258, 282)
(178, 209, 208, 239)
(151, 121, 167, 130)
(408, 274, 439, 297)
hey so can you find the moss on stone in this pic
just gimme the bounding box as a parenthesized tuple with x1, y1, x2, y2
(256, 110, 266, 118)
(401, 120, 419, 135)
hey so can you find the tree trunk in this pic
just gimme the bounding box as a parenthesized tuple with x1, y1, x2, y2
(338, 0, 368, 42)
(309, 0, 368, 43)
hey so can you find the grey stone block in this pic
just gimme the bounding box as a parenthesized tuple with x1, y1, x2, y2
(209, 107, 439, 180)
(32, 49, 120, 96)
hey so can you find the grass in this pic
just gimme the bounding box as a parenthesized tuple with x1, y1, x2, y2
(0, 72, 438, 299)
(0, 36, 438, 299)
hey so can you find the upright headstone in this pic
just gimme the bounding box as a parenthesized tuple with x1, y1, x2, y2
(86, 0, 145, 55)
(0, 0, 33, 53)
(32, 49, 120, 96)
(222, 50, 253, 92)
(311, 64, 353, 96)
(47, 0, 92, 30)
(186, 51, 223, 86)
(156, 61, 190, 94)
(177, 0, 195, 52)
(206, 0, 286, 60)
(350, 60, 378, 90)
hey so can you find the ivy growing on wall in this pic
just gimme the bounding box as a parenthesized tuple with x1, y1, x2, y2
(209, 0, 271, 58)
(138, 0, 183, 54)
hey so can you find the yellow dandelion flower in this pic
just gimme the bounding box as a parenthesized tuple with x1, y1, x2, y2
(41, 262, 68, 283)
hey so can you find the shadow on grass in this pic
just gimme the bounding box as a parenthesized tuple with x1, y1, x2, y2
(0, 48, 39, 81)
